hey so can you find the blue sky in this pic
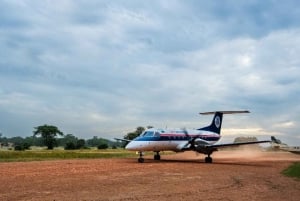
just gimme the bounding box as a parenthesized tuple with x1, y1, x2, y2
(0, 0, 300, 145)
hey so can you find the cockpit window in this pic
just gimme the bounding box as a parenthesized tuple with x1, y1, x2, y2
(141, 131, 160, 137)
(143, 131, 154, 137)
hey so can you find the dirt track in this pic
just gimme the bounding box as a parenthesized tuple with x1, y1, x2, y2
(0, 151, 299, 201)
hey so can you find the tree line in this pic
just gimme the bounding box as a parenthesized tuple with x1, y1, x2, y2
(0, 125, 150, 150)
(0, 124, 121, 150)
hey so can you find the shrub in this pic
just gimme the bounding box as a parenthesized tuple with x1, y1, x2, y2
(23, 143, 31, 150)
(14, 145, 24, 151)
(282, 162, 300, 178)
(97, 143, 108, 149)
(65, 142, 76, 150)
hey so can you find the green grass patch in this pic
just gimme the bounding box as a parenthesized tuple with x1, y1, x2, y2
(0, 149, 137, 162)
(282, 162, 300, 179)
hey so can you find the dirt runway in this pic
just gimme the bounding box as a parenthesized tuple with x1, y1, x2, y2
(0, 151, 299, 201)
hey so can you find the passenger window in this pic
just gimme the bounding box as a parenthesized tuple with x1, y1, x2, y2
(154, 132, 160, 137)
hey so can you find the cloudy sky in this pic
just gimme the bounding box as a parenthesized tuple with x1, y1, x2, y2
(0, 0, 299, 144)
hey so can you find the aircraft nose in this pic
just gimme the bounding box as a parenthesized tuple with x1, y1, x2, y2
(125, 141, 134, 150)
(125, 141, 140, 151)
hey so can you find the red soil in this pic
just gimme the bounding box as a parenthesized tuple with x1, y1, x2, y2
(0, 151, 299, 201)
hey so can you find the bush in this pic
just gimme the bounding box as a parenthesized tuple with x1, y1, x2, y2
(65, 142, 76, 150)
(282, 162, 300, 178)
(64, 139, 86, 150)
(23, 143, 31, 150)
(97, 143, 108, 149)
(14, 145, 24, 151)
(14, 143, 31, 151)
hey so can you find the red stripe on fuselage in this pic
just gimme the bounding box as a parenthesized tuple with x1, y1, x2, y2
(159, 134, 219, 137)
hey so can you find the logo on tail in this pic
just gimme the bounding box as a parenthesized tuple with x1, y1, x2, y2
(214, 116, 221, 128)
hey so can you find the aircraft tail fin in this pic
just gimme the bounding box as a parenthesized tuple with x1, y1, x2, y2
(271, 136, 282, 144)
(197, 112, 223, 134)
(197, 110, 250, 135)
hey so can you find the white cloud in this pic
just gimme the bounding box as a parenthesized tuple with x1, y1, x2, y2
(223, 128, 281, 136)
(0, 1, 300, 143)
(273, 121, 295, 129)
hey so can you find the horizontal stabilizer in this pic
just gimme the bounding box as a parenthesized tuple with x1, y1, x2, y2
(200, 110, 250, 115)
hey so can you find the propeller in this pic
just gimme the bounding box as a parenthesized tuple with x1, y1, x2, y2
(182, 129, 198, 150)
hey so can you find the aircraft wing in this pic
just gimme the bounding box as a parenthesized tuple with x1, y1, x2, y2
(191, 140, 271, 155)
(114, 138, 132, 142)
(207, 140, 271, 148)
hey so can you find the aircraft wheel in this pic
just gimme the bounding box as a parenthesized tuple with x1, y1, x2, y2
(138, 158, 144, 163)
(205, 156, 212, 163)
(154, 154, 161, 160)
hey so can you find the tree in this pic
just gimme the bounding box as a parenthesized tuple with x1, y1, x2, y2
(136, 126, 145, 135)
(124, 132, 139, 141)
(121, 126, 146, 147)
(59, 134, 77, 147)
(86, 136, 100, 147)
(33, 125, 64, 149)
(86, 136, 109, 147)
(124, 126, 145, 141)
(76, 139, 86, 149)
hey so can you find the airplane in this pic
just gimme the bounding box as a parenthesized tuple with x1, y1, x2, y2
(271, 136, 300, 154)
(116, 110, 270, 163)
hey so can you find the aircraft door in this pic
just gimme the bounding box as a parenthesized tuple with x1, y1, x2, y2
(154, 132, 160, 138)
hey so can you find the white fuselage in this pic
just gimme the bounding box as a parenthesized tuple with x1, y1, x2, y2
(125, 128, 221, 152)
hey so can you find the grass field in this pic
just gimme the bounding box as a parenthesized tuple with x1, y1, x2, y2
(0, 148, 137, 162)
(282, 162, 300, 179)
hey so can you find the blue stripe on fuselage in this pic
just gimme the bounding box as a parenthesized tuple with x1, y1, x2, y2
(133, 135, 220, 142)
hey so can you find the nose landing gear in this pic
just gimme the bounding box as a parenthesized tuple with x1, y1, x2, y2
(138, 151, 144, 163)
(137, 151, 161, 163)
(154, 151, 161, 160)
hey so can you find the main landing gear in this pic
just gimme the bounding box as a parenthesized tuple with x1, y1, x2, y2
(205, 155, 213, 163)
